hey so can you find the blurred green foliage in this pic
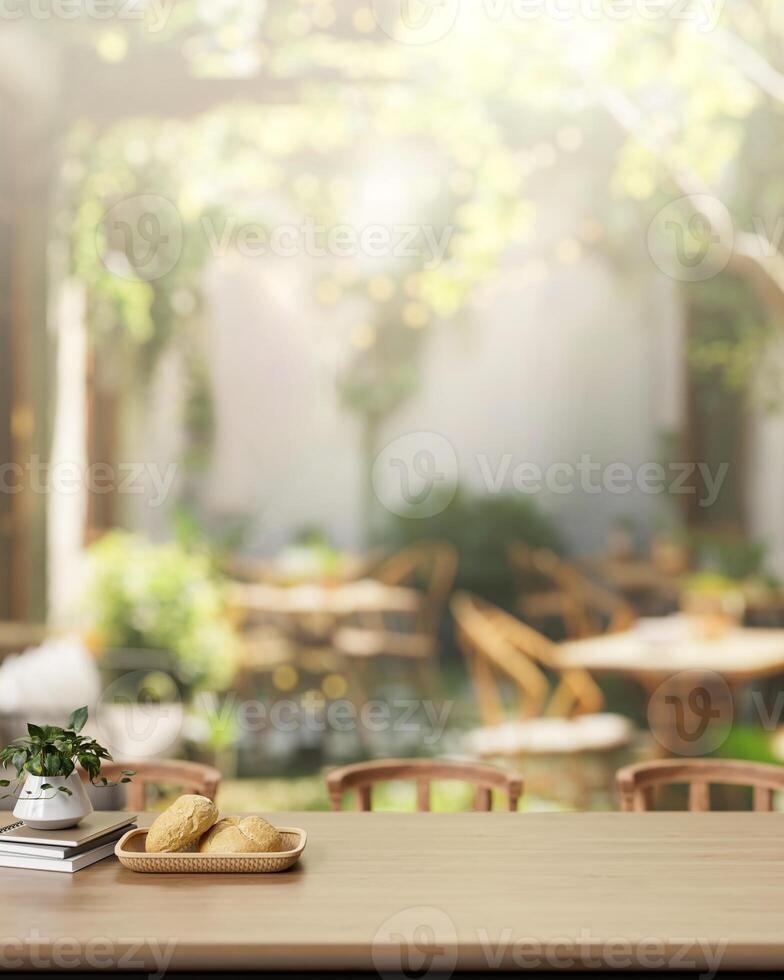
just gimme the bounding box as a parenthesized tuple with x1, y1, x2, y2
(84, 531, 239, 691)
(384, 489, 560, 606)
(49, 1, 784, 505)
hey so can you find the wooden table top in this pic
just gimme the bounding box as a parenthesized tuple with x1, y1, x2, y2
(229, 579, 421, 616)
(2, 811, 784, 972)
(557, 625, 784, 683)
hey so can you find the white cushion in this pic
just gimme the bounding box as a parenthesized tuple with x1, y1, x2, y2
(466, 713, 633, 757)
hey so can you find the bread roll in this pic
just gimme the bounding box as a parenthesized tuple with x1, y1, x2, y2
(199, 815, 282, 854)
(145, 794, 219, 853)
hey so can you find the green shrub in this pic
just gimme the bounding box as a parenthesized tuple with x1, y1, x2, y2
(383, 488, 560, 607)
(84, 531, 239, 692)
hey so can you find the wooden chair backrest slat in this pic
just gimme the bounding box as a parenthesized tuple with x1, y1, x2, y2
(81, 760, 222, 812)
(617, 759, 784, 812)
(326, 758, 523, 812)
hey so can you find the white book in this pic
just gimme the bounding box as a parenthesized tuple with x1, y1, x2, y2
(0, 839, 119, 873)
(0, 812, 136, 848)
(0, 825, 130, 860)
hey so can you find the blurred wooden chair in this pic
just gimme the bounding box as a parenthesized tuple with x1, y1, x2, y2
(80, 759, 221, 811)
(332, 542, 458, 692)
(617, 759, 784, 812)
(326, 758, 522, 812)
(452, 592, 632, 803)
(509, 544, 636, 639)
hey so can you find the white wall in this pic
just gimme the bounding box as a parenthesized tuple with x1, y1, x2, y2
(380, 252, 684, 554)
(198, 255, 364, 553)
(133, 243, 686, 557)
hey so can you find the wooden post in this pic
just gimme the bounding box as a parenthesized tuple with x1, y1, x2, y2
(0, 89, 54, 621)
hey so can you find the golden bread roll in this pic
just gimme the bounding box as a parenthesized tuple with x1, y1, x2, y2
(145, 794, 219, 853)
(198, 815, 282, 854)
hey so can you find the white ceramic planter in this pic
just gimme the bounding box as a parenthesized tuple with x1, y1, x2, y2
(13, 773, 94, 830)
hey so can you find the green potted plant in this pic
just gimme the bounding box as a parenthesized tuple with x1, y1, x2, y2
(0, 707, 134, 829)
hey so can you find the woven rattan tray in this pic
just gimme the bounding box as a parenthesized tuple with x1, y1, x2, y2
(115, 827, 306, 874)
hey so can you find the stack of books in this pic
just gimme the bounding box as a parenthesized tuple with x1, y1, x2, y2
(0, 812, 136, 873)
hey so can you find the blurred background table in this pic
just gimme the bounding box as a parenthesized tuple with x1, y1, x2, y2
(556, 617, 784, 692)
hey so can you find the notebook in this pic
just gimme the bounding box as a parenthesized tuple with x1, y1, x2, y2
(0, 812, 136, 848)
(0, 825, 130, 860)
(0, 839, 119, 873)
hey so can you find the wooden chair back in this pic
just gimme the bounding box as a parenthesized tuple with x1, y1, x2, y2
(374, 541, 458, 638)
(451, 591, 604, 728)
(81, 759, 222, 812)
(326, 758, 522, 812)
(509, 544, 635, 639)
(616, 759, 784, 812)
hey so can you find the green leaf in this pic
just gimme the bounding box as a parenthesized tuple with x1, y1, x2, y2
(26, 724, 45, 739)
(43, 753, 64, 777)
(67, 706, 89, 733)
